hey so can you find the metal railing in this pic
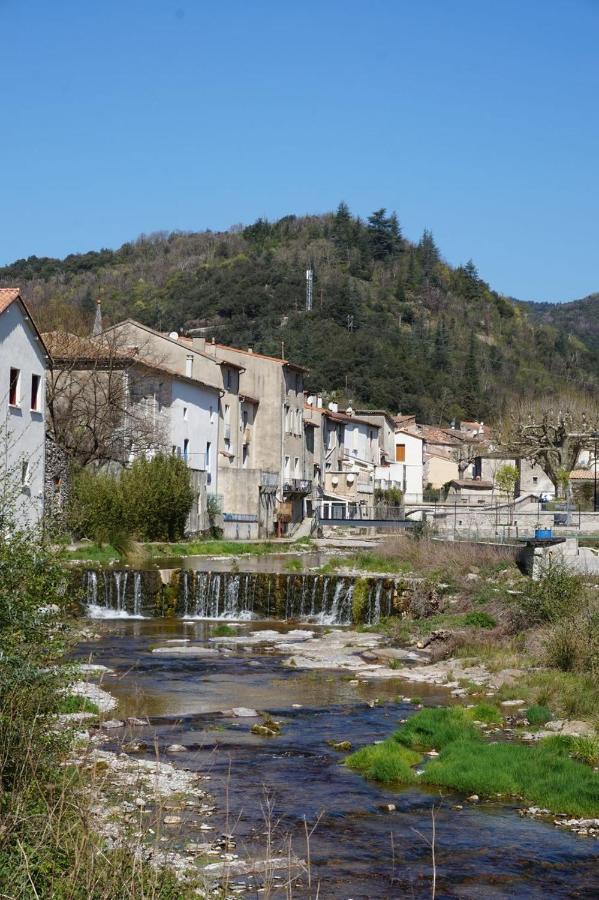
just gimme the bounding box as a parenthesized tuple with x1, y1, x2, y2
(260, 470, 279, 488)
(283, 478, 312, 495)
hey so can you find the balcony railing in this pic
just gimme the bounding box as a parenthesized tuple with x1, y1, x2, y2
(283, 478, 312, 495)
(260, 470, 279, 488)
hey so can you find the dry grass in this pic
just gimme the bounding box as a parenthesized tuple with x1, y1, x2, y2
(376, 535, 519, 578)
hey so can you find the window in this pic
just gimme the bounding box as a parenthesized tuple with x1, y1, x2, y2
(242, 444, 249, 467)
(210, 405, 215, 424)
(284, 455, 290, 477)
(183, 406, 188, 421)
(532, 476, 538, 484)
(242, 408, 248, 429)
(9, 368, 20, 406)
(226, 368, 233, 390)
(21, 460, 30, 485)
(183, 439, 189, 462)
(294, 457, 300, 477)
(171, 445, 177, 454)
(395, 444, 406, 462)
(206, 441, 211, 470)
(185, 355, 193, 378)
(306, 426, 314, 454)
(284, 404, 290, 432)
(30, 374, 41, 411)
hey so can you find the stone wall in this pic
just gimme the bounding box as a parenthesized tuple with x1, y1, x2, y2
(44, 437, 72, 530)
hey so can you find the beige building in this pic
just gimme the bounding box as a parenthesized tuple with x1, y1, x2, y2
(192, 340, 310, 536)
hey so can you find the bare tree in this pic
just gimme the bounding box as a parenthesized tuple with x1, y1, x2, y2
(498, 392, 599, 497)
(44, 330, 169, 468)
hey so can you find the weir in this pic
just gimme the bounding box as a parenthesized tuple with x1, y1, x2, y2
(83, 569, 402, 625)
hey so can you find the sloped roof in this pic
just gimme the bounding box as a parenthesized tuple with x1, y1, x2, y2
(570, 469, 596, 481)
(0, 288, 21, 313)
(1, 288, 49, 355)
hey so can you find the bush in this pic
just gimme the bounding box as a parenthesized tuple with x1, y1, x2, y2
(522, 561, 584, 624)
(543, 602, 599, 675)
(463, 611, 497, 629)
(68, 454, 195, 543)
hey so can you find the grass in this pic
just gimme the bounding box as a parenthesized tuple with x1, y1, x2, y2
(346, 739, 420, 783)
(526, 704, 552, 726)
(57, 695, 100, 715)
(211, 623, 236, 637)
(62, 537, 314, 562)
(494, 669, 599, 723)
(347, 707, 599, 817)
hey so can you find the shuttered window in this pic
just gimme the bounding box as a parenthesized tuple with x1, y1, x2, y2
(395, 444, 406, 462)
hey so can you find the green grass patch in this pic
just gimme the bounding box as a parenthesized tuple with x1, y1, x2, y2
(346, 739, 420, 783)
(210, 623, 236, 637)
(495, 669, 599, 722)
(147, 540, 281, 558)
(349, 707, 599, 816)
(467, 702, 503, 724)
(526, 704, 552, 726)
(284, 558, 303, 572)
(571, 735, 599, 767)
(57, 694, 100, 715)
(463, 612, 496, 629)
(61, 544, 122, 563)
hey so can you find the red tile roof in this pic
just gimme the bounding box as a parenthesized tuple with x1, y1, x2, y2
(0, 287, 20, 314)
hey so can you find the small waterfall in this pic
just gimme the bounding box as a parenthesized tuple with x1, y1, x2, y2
(84, 568, 398, 625)
(86, 570, 98, 606)
(133, 572, 142, 616)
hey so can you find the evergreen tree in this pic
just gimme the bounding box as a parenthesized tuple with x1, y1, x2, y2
(461, 333, 481, 418)
(418, 229, 441, 280)
(367, 208, 402, 260)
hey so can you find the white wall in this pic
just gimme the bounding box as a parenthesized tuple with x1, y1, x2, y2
(0, 302, 47, 527)
(344, 421, 379, 467)
(377, 430, 423, 502)
(170, 379, 220, 492)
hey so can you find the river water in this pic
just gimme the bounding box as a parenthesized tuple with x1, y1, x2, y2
(73, 617, 599, 899)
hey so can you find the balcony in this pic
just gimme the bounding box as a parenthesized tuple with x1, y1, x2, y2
(283, 478, 312, 496)
(260, 470, 279, 488)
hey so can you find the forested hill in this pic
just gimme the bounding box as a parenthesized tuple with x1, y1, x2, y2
(2, 206, 597, 422)
(523, 293, 599, 358)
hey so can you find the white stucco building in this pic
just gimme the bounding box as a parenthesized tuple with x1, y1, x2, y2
(376, 427, 424, 502)
(0, 289, 48, 527)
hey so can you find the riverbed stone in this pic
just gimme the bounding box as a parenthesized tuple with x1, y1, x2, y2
(226, 707, 259, 718)
(166, 744, 186, 753)
(102, 719, 125, 729)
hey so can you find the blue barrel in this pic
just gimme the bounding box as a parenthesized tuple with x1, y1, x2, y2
(535, 527, 553, 540)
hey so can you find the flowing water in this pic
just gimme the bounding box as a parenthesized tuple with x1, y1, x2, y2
(74, 618, 599, 899)
(81, 567, 400, 624)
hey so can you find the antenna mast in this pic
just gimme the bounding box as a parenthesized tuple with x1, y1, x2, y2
(305, 267, 313, 311)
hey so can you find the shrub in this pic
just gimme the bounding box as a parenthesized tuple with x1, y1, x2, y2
(522, 561, 584, 624)
(468, 703, 502, 724)
(68, 468, 126, 544)
(122, 454, 194, 541)
(543, 603, 599, 675)
(68, 454, 195, 544)
(346, 740, 419, 783)
(352, 577, 369, 624)
(526, 704, 552, 726)
(463, 611, 496, 629)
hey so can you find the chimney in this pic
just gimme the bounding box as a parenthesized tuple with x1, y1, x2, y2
(247, 347, 253, 353)
(91, 298, 103, 337)
(185, 354, 193, 378)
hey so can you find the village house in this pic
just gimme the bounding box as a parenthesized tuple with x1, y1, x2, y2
(312, 404, 380, 520)
(0, 289, 48, 528)
(44, 328, 220, 533)
(192, 339, 309, 537)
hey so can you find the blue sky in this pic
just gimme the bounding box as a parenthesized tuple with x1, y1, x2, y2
(1, 0, 598, 301)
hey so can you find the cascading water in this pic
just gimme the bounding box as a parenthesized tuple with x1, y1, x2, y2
(84, 568, 399, 624)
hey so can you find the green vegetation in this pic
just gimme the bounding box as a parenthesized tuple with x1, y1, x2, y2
(210, 623, 236, 637)
(526, 704, 552, 726)
(0, 523, 187, 896)
(68, 453, 194, 544)
(351, 577, 369, 624)
(347, 707, 599, 816)
(63, 537, 307, 562)
(571, 735, 599, 767)
(9, 208, 598, 421)
(284, 557, 303, 572)
(463, 611, 496, 629)
(57, 694, 100, 715)
(346, 740, 420, 783)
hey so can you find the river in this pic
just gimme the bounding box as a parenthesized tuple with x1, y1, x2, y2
(73, 613, 599, 899)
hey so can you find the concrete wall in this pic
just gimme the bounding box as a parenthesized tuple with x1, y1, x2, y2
(0, 301, 47, 528)
(425, 453, 458, 489)
(170, 378, 219, 491)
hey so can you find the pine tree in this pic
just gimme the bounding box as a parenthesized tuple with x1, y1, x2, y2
(418, 229, 440, 280)
(460, 333, 481, 418)
(367, 209, 402, 260)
